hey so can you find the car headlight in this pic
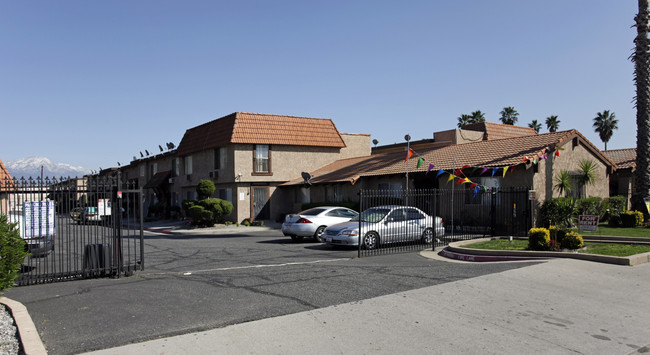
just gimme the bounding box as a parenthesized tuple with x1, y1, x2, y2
(339, 229, 358, 236)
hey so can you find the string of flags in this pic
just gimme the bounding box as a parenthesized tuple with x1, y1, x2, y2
(405, 146, 564, 197)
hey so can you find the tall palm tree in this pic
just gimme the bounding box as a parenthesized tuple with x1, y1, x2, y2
(499, 106, 519, 125)
(592, 110, 619, 151)
(545, 115, 560, 132)
(528, 120, 542, 133)
(470, 110, 486, 124)
(632, 0, 650, 214)
(457, 114, 472, 128)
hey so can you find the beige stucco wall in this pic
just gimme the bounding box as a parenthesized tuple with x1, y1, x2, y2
(339, 133, 371, 160)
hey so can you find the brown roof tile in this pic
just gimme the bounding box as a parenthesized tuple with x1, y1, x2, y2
(604, 148, 636, 170)
(177, 112, 345, 155)
(0, 158, 13, 185)
(283, 129, 615, 185)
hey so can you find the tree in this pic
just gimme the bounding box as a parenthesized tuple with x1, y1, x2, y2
(196, 179, 216, 200)
(592, 110, 619, 151)
(457, 111, 485, 128)
(576, 160, 599, 198)
(499, 106, 519, 125)
(553, 170, 573, 197)
(545, 115, 560, 132)
(632, 0, 650, 214)
(0, 215, 28, 294)
(457, 114, 472, 128)
(528, 120, 542, 133)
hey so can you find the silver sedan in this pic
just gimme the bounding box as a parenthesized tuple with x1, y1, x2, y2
(282, 206, 358, 242)
(322, 205, 445, 249)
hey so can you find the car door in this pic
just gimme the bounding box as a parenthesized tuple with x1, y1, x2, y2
(384, 209, 406, 243)
(405, 208, 426, 240)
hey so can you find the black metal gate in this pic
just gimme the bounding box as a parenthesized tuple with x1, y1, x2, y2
(0, 175, 144, 285)
(357, 187, 531, 257)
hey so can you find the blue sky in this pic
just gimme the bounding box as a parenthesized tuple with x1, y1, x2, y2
(0, 1, 640, 171)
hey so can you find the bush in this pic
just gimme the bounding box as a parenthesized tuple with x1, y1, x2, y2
(187, 205, 214, 227)
(182, 200, 197, 213)
(561, 231, 584, 250)
(605, 196, 627, 214)
(540, 197, 576, 228)
(575, 197, 605, 218)
(0, 215, 28, 294)
(619, 210, 644, 227)
(242, 219, 251, 227)
(548, 225, 569, 245)
(198, 198, 234, 223)
(196, 180, 216, 199)
(528, 228, 550, 251)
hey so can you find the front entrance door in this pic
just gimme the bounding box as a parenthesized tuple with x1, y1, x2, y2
(252, 186, 270, 220)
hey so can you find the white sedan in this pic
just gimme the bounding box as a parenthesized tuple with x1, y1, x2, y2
(282, 206, 358, 242)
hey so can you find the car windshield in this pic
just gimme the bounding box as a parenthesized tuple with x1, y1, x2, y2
(351, 208, 391, 223)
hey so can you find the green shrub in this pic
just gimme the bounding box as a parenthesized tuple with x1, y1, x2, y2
(0, 215, 28, 294)
(605, 196, 627, 214)
(540, 197, 576, 228)
(608, 214, 622, 227)
(528, 227, 550, 251)
(575, 197, 605, 218)
(548, 225, 569, 244)
(242, 219, 251, 227)
(187, 205, 214, 227)
(561, 231, 584, 250)
(182, 200, 197, 213)
(196, 180, 216, 199)
(619, 210, 644, 227)
(198, 198, 234, 223)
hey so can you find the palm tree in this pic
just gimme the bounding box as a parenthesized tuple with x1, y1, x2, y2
(576, 160, 599, 198)
(632, 0, 650, 214)
(554, 170, 573, 197)
(457, 114, 472, 128)
(528, 120, 542, 133)
(470, 110, 486, 124)
(545, 115, 560, 132)
(592, 110, 619, 151)
(499, 106, 519, 125)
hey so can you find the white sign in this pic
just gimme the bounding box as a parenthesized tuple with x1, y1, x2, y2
(23, 201, 56, 238)
(578, 215, 599, 232)
(98, 199, 112, 216)
(239, 192, 245, 201)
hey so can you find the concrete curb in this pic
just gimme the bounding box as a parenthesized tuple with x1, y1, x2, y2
(0, 297, 47, 355)
(445, 238, 650, 266)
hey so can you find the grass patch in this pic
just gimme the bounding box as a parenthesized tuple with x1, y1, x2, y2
(577, 225, 650, 238)
(464, 239, 650, 257)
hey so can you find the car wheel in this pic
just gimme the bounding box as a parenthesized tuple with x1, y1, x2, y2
(290, 235, 304, 242)
(314, 226, 326, 242)
(362, 232, 379, 250)
(421, 228, 434, 244)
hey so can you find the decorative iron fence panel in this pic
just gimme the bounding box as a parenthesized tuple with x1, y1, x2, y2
(356, 187, 531, 257)
(0, 176, 143, 286)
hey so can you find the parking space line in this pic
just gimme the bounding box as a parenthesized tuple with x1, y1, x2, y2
(146, 258, 351, 276)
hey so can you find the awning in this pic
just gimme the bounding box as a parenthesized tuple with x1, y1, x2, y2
(143, 170, 172, 189)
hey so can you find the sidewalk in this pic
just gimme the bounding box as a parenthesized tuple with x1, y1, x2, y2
(82, 256, 650, 355)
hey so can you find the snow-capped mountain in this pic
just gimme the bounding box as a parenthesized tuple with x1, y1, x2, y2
(6, 157, 90, 179)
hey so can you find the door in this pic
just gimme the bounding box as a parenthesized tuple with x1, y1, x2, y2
(252, 187, 270, 220)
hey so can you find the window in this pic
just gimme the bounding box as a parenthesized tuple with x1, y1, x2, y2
(150, 163, 158, 177)
(325, 185, 342, 202)
(570, 174, 587, 199)
(218, 188, 232, 202)
(186, 191, 197, 201)
(378, 183, 403, 198)
(406, 208, 425, 220)
(140, 165, 145, 177)
(214, 147, 227, 170)
(254, 145, 270, 174)
(466, 177, 499, 205)
(185, 155, 193, 175)
(172, 159, 179, 177)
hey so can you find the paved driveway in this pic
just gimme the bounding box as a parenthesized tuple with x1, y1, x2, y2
(5, 229, 537, 354)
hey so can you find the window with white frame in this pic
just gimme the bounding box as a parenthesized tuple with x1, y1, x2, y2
(218, 188, 232, 202)
(254, 145, 270, 173)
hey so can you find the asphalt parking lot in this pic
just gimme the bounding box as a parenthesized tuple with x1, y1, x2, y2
(5, 229, 538, 354)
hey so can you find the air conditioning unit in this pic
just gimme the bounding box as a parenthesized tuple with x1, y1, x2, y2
(168, 178, 175, 184)
(209, 171, 219, 179)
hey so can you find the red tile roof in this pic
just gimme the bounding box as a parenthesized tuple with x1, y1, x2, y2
(283, 129, 615, 186)
(463, 121, 538, 140)
(0, 158, 13, 186)
(603, 148, 636, 170)
(177, 112, 346, 155)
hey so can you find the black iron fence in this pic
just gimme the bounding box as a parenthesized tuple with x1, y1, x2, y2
(0, 175, 144, 285)
(355, 187, 531, 257)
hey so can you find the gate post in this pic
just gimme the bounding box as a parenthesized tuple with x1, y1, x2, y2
(490, 189, 497, 238)
(358, 189, 363, 258)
